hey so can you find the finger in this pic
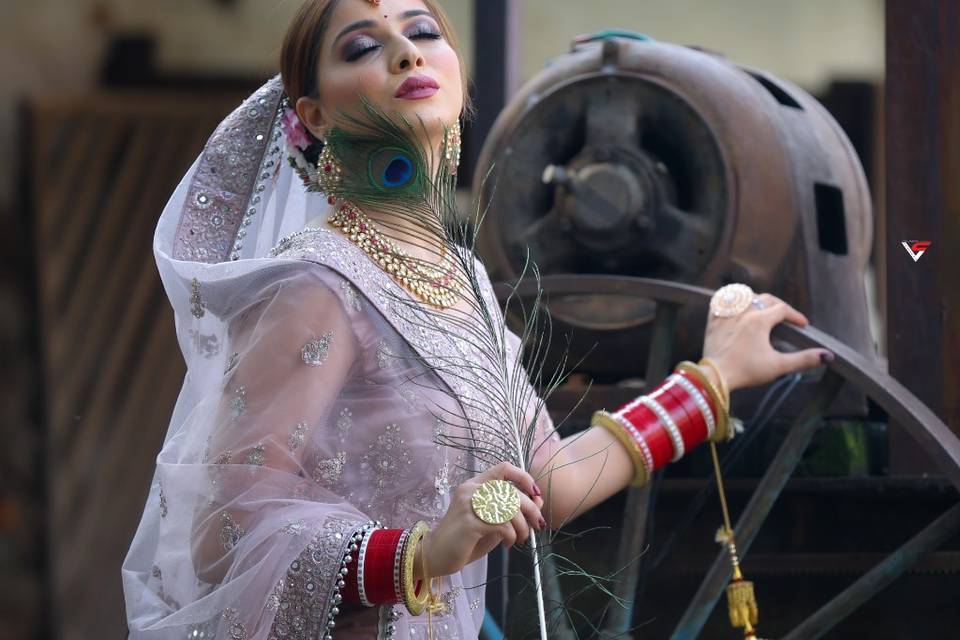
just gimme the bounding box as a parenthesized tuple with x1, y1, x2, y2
(499, 521, 518, 549)
(775, 347, 832, 376)
(480, 462, 539, 499)
(508, 506, 531, 546)
(758, 294, 808, 327)
(757, 299, 804, 329)
(518, 492, 545, 533)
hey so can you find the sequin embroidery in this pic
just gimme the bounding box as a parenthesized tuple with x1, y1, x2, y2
(219, 511, 245, 551)
(245, 443, 265, 466)
(190, 278, 206, 318)
(313, 451, 346, 487)
(301, 331, 333, 366)
(288, 421, 307, 451)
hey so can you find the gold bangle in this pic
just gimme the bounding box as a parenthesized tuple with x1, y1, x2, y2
(698, 357, 730, 411)
(675, 361, 729, 442)
(591, 410, 651, 487)
(401, 521, 430, 616)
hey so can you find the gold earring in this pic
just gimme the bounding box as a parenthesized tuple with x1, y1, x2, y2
(316, 137, 342, 194)
(443, 121, 462, 175)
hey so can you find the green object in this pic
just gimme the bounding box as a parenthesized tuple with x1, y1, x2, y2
(573, 29, 654, 46)
(802, 420, 870, 476)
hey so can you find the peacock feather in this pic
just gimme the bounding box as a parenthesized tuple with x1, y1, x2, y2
(320, 95, 634, 639)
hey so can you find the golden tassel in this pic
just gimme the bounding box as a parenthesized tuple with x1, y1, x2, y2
(726, 565, 759, 628)
(710, 443, 762, 639)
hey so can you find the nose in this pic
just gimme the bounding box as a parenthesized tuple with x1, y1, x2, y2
(390, 37, 424, 74)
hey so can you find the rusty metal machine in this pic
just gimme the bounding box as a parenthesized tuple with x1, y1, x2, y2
(475, 31, 876, 381)
(473, 33, 960, 639)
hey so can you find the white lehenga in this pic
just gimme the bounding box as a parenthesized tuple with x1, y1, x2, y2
(122, 75, 561, 640)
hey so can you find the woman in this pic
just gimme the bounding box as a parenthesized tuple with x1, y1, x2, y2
(122, 1, 832, 638)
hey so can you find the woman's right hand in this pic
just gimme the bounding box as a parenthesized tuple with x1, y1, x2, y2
(416, 462, 546, 579)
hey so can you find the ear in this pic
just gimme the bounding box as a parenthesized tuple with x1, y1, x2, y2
(295, 96, 327, 139)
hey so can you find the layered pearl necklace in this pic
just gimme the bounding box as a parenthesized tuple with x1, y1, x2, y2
(328, 200, 463, 309)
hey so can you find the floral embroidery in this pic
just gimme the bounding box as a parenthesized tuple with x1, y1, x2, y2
(340, 279, 362, 312)
(313, 451, 346, 487)
(189, 329, 220, 358)
(231, 386, 247, 418)
(190, 277, 205, 318)
(222, 607, 247, 640)
(288, 421, 307, 451)
(266, 578, 284, 612)
(158, 485, 168, 518)
(151, 565, 162, 579)
(245, 443, 265, 466)
(301, 331, 334, 366)
(214, 450, 232, 465)
(219, 511, 245, 551)
(377, 339, 397, 369)
(360, 424, 411, 505)
(335, 408, 353, 442)
(280, 520, 307, 536)
(268, 518, 375, 640)
(223, 351, 240, 378)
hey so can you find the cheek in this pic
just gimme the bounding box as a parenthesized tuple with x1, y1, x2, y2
(321, 69, 384, 112)
(432, 47, 463, 108)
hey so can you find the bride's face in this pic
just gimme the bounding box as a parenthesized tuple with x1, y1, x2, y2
(297, 0, 464, 143)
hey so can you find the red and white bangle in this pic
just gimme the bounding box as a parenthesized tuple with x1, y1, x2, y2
(342, 527, 405, 606)
(592, 362, 725, 486)
(671, 372, 716, 439)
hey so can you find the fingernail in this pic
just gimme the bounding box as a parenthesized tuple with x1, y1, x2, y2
(533, 483, 542, 497)
(538, 516, 547, 529)
(820, 351, 835, 364)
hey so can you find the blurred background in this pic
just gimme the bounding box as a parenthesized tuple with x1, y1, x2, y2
(2, 0, 957, 638)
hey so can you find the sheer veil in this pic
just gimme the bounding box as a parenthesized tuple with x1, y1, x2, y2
(122, 75, 375, 639)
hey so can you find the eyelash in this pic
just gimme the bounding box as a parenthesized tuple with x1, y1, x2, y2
(345, 27, 442, 62)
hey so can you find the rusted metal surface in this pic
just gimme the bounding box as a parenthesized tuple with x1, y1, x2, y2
(476, 35, 877, 384)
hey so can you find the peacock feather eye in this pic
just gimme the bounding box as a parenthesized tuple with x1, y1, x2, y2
(368, 147, 418, 190)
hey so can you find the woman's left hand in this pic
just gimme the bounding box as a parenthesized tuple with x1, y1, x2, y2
(701, 292, 834, 392)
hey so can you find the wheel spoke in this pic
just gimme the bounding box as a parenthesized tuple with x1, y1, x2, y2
(782, 502, 960, 640)
(671, 370, 846, 639)
(600, 302, 679, 639)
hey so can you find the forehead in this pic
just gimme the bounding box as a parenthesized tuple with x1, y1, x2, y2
(327, 0, 433, 27)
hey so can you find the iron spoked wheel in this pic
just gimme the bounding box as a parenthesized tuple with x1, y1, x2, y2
(494, 274, 960, 640)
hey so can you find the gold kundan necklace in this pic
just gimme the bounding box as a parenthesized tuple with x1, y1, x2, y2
(328, 200, 463, 309)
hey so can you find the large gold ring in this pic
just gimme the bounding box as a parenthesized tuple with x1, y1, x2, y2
(470, 479, 521, 525)
(710, 283, 761, 317)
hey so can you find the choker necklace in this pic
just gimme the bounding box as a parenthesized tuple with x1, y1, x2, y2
(328, 200, 463, 309)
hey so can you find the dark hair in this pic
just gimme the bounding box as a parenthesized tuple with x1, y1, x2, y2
(280, 0, 475, 120)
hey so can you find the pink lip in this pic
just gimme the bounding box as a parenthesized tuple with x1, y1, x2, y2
(395, 74, 440, 99)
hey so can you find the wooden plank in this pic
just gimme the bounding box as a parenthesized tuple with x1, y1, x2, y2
(885, 0, 960, 472)
(27, 89, 246, 640)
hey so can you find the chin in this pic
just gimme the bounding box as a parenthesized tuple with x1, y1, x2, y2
(392, 99, 457, 128)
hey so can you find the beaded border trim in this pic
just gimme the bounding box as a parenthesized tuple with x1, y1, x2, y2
(327, 520, 378, 639)
(357, 523, 380, 607)
(393, 527, 410, 604)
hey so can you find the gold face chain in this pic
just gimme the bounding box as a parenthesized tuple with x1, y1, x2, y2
(328, 200, 463, 309)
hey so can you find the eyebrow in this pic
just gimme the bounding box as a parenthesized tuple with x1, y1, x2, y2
(331, 9, 435, 51)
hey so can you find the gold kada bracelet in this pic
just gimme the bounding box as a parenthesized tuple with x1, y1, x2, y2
(401, 521, 430, 616)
